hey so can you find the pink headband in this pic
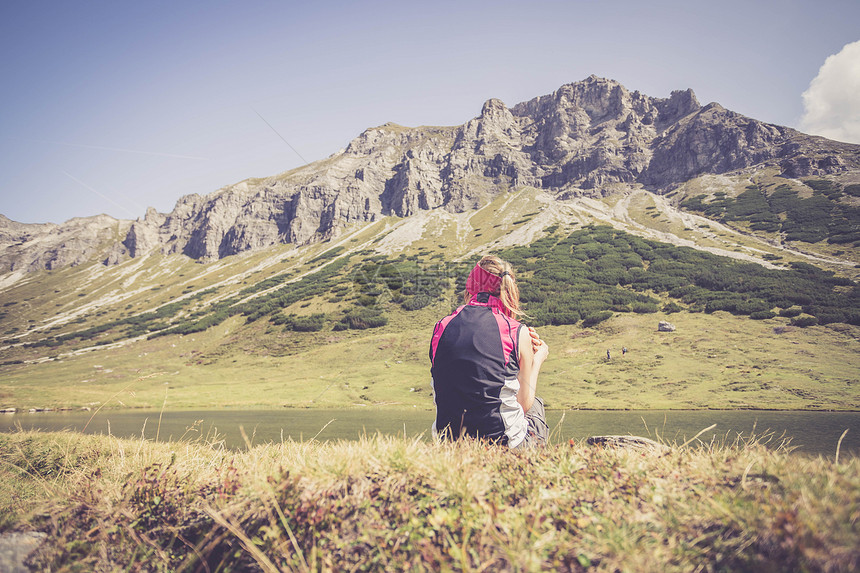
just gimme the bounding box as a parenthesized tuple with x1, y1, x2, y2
(466, 263, 505, 295)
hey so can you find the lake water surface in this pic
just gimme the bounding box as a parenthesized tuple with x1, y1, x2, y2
(1, 409, 857, 457)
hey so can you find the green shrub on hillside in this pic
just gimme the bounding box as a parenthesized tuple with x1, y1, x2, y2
(308, 245, 345, 264)
(279, 313, 326, 332)
(632, 302, 659, 314)
(680, 180, 860, 244)
(778, 307, 802, 318)
(500, 225, 858, 328)
(791, 316, 819, 327)
(402, 295, 433, 311)
(341, 307, 388, 330)
(749, 310, 776, 320)
(581, 311, 613, 327)
(804, 179, 841, 195)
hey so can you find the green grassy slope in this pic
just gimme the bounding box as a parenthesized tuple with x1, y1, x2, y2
(0, 185, 858, 411)
(1, 309, 856, 411)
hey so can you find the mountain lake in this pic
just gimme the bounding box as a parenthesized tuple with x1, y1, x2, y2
(1, 409, 857, 457)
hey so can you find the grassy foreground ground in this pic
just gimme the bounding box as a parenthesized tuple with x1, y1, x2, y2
(1, 431, 858, 571)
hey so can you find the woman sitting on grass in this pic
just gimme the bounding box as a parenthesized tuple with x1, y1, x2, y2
(429, 255, 549, 448)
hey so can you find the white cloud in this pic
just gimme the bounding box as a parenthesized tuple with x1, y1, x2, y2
(799, 40, 860, 144)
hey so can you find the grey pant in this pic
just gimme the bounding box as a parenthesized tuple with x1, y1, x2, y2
(515, 396, 548, 448)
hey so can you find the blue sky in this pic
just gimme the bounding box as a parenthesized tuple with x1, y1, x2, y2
(2, 0, 859, 224)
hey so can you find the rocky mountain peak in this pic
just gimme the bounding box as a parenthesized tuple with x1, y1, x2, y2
(554, 76, 631, 120)
(3, 77, 859, 271)
(141, 206, 164, 224)
(480, 97, 508, 116)
(0, 214, 130, 272)
(660, 88, 700, 121)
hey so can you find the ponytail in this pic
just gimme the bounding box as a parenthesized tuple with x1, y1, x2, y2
(498, 269, 524, 319)
(466, 255, 526, 319)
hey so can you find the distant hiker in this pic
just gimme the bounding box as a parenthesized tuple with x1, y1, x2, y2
(607, 349, 611, 360)
(430, 255, 549, 448)
(622, 346, 627, 355)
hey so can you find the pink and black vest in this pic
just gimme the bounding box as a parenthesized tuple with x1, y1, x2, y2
(429, 292, 527, 446)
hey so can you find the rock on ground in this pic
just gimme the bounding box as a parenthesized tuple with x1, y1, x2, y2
(0, 532, 46, 573)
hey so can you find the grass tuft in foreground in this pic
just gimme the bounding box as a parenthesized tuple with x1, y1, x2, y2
(1, 430, 858, 571)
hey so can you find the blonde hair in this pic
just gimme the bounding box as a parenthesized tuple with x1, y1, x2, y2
(466, 254, 525, 318)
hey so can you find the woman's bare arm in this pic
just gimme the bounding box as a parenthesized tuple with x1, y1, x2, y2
(517, 326, 549, 412)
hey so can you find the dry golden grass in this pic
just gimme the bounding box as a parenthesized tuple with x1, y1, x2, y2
(1, 429, 857, 571)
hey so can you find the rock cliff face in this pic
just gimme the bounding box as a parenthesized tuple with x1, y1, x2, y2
(5, 76, 860, 270)
(0, 214, 130, 272)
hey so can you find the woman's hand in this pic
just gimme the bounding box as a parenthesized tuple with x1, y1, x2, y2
(528, 327, 549, 363)
(527, 326, 541, 350)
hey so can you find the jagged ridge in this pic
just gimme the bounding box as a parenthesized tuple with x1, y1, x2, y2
(3, 76, 859, 271)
